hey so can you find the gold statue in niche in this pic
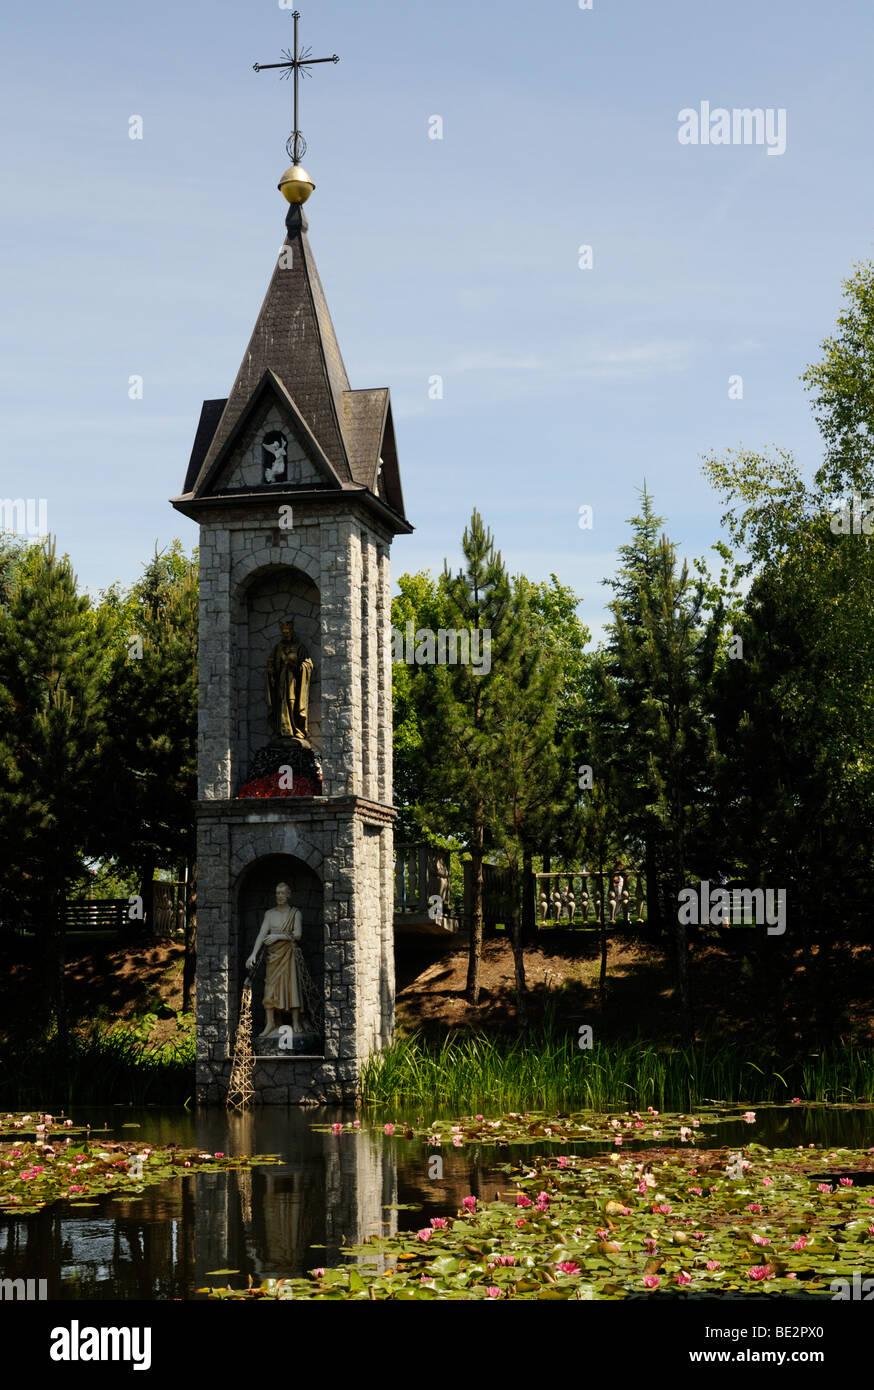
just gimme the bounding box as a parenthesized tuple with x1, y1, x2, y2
(265, 620, 313, 744)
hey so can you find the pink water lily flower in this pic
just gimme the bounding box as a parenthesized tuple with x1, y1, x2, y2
(751, 1234, 770, 1246)
(416, 1228, 432, 1242)
(353, 1120, 361, 1129)
(557, 1156, 568, 1168)
(706, 1260, 720, 1271)
(747, 1204, 763, 1214)
(689, 1187, 703, 1196)
(430, 1217, 448, 1229)
(311, 1268, 325, 1279)
(652, 1203, 671, 1215)
(486, 1286, 501, 1299)
(643, 1238, 657, 1252)
(516, 1218, 526, 1227)
(791, 1237, 809, 1250)
(462, 1196, 476, 1213)
(676, 1271, 692, 1285)
(817, 1184, 831, 1194)
(643, 1275, 660, 1288)
(747, 1266, 773, 1281)
(557, 1261, 580, 1275)
(497, 1255, 515, 1266)
(516, 1194, 533, 1208)
(384, 1123, 395, 1135)
(839, 1178, 853, 1187)
(742, 1111, 756, 1123)
(331, 1123, 343, 1134)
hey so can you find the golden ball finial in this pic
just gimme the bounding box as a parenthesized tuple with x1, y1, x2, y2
(278, 165, 315, 204)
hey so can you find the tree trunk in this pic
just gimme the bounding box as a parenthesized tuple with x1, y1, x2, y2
(598, 867, 609, 1009)
(183, 858, 197, 1014)
(510, 869, 528, 1029)
(466, 809, 484, 1005)
(645, 834, 659, 932)
(139, 858, 155, 937)
(522, 848, 536, 946)
(51, 888, 69, 1095)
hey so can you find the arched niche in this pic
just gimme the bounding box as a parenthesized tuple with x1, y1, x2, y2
(234, 853, 324, 1043)
(233, 564, 321, 785)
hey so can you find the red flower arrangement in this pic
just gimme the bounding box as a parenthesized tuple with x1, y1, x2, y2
(238, 773, 321, 799)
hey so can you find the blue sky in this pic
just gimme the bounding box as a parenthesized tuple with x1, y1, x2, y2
(2, 0, 873, 640)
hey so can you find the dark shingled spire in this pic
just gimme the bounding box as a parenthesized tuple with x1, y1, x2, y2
(193, 203, 351, 489)
(174, 204, 409, 530)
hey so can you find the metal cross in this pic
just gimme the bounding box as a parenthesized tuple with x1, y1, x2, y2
(253, 10, 339, 166)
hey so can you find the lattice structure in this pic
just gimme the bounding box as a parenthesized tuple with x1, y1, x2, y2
(226, 985, 256, 1110)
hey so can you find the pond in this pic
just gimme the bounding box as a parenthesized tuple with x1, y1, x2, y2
(1, 1104, 872, 1299)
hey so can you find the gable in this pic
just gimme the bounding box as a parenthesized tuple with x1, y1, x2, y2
(214, 403, 326, 493)
(193, 369, 343, 499)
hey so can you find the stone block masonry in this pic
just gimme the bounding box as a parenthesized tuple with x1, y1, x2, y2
(193, 501, 398, 1104)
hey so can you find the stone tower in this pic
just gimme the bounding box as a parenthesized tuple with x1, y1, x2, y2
(172, 198, 410, 1104)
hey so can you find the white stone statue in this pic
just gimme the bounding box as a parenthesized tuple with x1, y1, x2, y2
(246, 881, 304, 1037)
(263, 437, 287, 483)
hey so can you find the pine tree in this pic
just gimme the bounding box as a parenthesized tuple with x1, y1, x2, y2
(0, 540, 108, 1052)
(418, 510, 512, 1004)
(479, 576, 565, 1024)
(99, 545, 198, 991)
(606, 532, 721, 1029)
(601, 484, 667, 928)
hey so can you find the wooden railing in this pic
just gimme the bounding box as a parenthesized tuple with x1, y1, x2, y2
(64, 900, 129, 932)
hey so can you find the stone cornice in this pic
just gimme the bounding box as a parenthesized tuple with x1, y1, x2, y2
(196, 795, 396, 826)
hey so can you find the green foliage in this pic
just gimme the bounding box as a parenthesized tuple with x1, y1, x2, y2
(0, 540, 109, 945)
(801, 257, 874, 497)
(213, 1118, 874, 1300)
(593, 488, 725, 1015)
(391, 571, 447, 842)
(0, 1026, 195, 1108)
(0, 1126, 279, 1213)
(702, 450, 874, 895)
(98, 542, 198, 880)
(362, 1032, 874, 1111)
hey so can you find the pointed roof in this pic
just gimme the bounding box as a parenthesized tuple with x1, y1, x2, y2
(174, 202, 409, 533)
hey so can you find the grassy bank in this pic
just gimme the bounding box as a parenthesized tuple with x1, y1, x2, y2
(0, 1026, 194, 1109)
(361, 1029, 874, 1111)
